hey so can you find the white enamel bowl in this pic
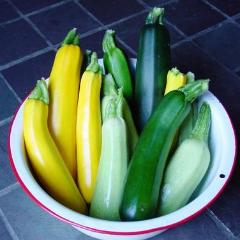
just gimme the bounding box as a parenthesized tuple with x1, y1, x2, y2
(8, 60, 237, 240)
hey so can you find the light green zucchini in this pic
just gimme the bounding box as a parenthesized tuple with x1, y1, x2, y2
(90, 91, 128, 220)
(159, 102, 211, 215)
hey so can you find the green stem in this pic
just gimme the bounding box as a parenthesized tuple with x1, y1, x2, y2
(145, 7, 164, 25)
(72, 34, 80, 45)
(29, 79, 49, 104)
(105, 99, 117, 119)
(179, 80, 209, 103)
(102, 30, 116, 53)
(104, 89, 123, 120)
(61, 28, 77, 46)
(190, 102, 211, 142)
(103, 73, 117, 96)
(86, 52, 101, 73)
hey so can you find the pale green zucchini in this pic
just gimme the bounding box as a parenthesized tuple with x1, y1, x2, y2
(159, 102, 211, 215)
(90, 92, 128, 220)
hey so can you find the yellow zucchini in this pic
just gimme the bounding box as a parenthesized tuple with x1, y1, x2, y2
(76, 52, 102, 203)
(24, 80, 87, 213)
(48, 29, 82, 180)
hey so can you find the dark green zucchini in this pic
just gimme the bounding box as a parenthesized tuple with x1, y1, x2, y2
(120, 80, 209, 221)
(134, 7, 171, 131)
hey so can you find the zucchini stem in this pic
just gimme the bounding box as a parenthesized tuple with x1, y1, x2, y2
(72, 34, 80, 46)
(146, 7, 164, 25)
(102, 30, 116, 53)
(190, 102, 211, 142)
(61, 28, 77, 46)
(104, 89, 123, 120)
(29, 78, 49, 104)
(179, 80, 209, 103)
(103, 73, 117, 96)
(105, 99, 117, 119)
(86, 52, 101, 73)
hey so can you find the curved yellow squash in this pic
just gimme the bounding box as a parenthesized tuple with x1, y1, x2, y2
(77, 53, 102, 203)
(48, 29, 82, 180)
(24, 80, 87, 213)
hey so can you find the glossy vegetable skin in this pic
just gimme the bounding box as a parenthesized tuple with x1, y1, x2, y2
(76, 52, 102, 203)
(164, 67, 187, 152)
(120, 80, 209, 221)
(135, 7, 171, 131)
(90, 92, 128, 220)
(103, 30, 133, 99)
(24, 80, 87, 213)
(48, 28, 82, 180)
(159, 102, 211, 215)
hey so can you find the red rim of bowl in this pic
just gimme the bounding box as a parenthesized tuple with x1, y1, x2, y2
(8, 99, 238, 236)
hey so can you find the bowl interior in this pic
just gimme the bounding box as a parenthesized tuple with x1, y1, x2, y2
(8, 59, 236, 234)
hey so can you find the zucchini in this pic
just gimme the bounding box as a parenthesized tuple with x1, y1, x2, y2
(90, 91, 128, 220)
(164, 67, 187, 154)
(159, 102, 211, 215)
(134, 7, 171, 131)
(76, 52, 102, 203)
(48, 28, 82, 180)
(120, 80, 209, 221)
(103, 30, 133, 99)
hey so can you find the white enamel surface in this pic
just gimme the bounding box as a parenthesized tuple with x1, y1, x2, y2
(73, 227, 165, 240)
(9, 59, 236, 240)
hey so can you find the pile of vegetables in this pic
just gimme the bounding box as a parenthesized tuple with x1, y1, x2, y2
(23, 7, 212, 221)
